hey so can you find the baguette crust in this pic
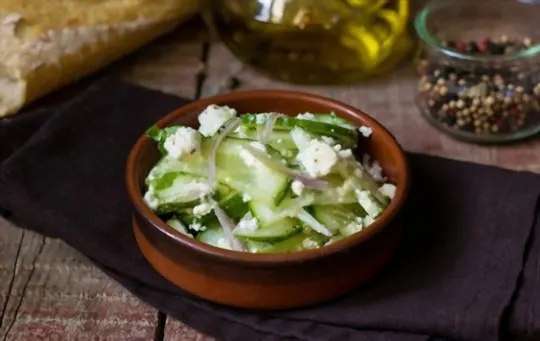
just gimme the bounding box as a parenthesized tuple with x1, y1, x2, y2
(0, 0, 199, 117)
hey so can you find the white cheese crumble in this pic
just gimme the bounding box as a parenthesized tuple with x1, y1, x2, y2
(236, 213, 259, 231)
(193, 202, 213, 217)
(198, 104, 237, 137)
(216, 237, 232, 250)
(355, 190, 382, 217)
(163, 127, 201, 160)
(338, 149, 353, 159)
(291, 180, 305, 196)
(189, 222, 207, 232)
(296, 139, 338, 178)
(340, 218, 364, 236)
(290, 128, 312, 150)
(367, 161, 385, 182)
(321, 136, 336, 145)
(333, 144, 342, 152)
(297, 112, 316, 120)
(359, 125, 373, 138)
(242, 193, 252, 202)
(302, 238, 319, 249)
(379, 183, 397, 199)
(167, 219, 193, 238)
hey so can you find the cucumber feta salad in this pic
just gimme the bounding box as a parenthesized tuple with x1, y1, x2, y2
(143, 104, 397, 253)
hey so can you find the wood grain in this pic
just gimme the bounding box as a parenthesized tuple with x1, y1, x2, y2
(0, 220, 158, 341)
(3, 13, 540, 341)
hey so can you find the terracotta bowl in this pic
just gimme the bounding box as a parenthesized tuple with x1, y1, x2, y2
(125, 90, 411, 310)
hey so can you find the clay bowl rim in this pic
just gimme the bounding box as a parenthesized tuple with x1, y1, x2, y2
(126, 89, 411, 266)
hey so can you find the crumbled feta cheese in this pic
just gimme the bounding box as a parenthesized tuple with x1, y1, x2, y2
(236, 213, 259, 231)
(216, 237, 232, 250)
(198, 104, 237, 137)
(359, 125, 373, 138)
(143, 189, 159, 209)
(290, 128, 312, 150)
(363, 215, 375, 226)
(242, 193, 252, 202)
(193, 202, 213, 217)
(302, 238, 319, 249)
(367, 161, 385, 182)
(355, 190, 382, 217)
(296, 139, 338, 178)
(340, 219, 364, 236)
(321, 136, 336, 145)
(338, 149, 353, 159)
(291, 180, 305, 196)
(189, 222, 207, 232)
(333, 144, 342, 152)
(297, 112, 316, 120)
(163, 127, 201, 160)
(379, 183, 397, 199)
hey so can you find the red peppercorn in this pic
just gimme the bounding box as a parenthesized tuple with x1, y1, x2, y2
(455, 41, 466, 52)
(479, 39, 490, 53)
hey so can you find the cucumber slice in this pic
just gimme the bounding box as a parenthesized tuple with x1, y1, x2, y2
(147, 173, 210, 214)
(234, 217, 301, 241)
(215, 138, 289, 206)
(298, 112, 356, 130)
(166, 217, 193, 238)
(178, 191, 249, 226)
(230, 128, 298, 158)
(313, 204, 365, 232)
(253, 233, 322, 253)
(196, 224, 232, 250)
(241, 114, 358, 148)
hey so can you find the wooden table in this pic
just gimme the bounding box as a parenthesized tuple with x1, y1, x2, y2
(1, 20, 540, 341)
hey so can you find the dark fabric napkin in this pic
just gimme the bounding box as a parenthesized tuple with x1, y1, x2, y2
(0, 78, 539, 341)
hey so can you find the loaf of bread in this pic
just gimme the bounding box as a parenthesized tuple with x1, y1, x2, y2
(0, 0, 199, 117)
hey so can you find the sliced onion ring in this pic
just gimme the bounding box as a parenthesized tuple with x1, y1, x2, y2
(297, 208, 332, 237)
(207, 117, 241, 188)
(260, 113, 282, 144)
(242, 144, 329, 190)
(209, 198, 244, 251)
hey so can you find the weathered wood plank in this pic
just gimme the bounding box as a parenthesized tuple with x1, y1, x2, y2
(202, 44, 540, 173)
(0, 221, 158, 341)
(113, 18, 206, 100)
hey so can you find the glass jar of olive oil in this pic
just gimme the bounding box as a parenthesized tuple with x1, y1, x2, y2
(203, 0, 412, 85)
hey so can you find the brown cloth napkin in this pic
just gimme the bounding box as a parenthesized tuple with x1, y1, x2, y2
(0, 79, 539, 341)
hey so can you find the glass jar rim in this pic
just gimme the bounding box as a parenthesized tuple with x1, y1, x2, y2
(414, 0, 540, 62)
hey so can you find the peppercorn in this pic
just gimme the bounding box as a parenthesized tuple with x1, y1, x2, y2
(417, 36, 540, 137)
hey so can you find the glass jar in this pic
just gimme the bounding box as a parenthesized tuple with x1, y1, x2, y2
(203, 0, 412, 85)
(414, 0, 540, 144)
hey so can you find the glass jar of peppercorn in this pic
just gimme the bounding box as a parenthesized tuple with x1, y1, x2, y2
(414, 0, 540, 143)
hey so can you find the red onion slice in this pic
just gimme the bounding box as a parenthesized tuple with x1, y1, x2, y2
(207, 117, 241, 189)
(209, 198, 244, 251)
(259, 113, 282, 144)
(297, 208, 332, 237)
(242, 144, 329, 190)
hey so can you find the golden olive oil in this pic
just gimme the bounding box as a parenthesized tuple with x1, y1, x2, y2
(205, 0, 412, 84)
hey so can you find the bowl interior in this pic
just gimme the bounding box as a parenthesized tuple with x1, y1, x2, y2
(129, 90, 409, 262)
